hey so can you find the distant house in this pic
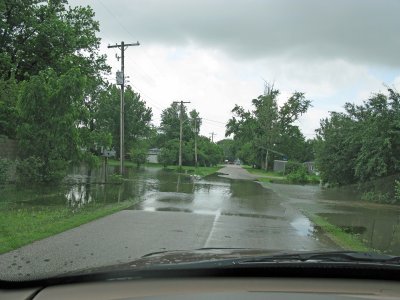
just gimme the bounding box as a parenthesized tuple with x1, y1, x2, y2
(147, 148, 161, 163)
(303, 161, 316, 174)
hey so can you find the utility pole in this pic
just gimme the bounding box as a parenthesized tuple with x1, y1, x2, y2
(173, 101, 190, 169)
(210, 132, 216, 143)
(108, 41, 140, 175)
(194, 117, 201, 168)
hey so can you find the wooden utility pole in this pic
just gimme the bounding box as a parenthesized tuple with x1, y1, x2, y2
(194, 117, 200, 167)
(108, 41, 140, 174)
(210, 132, 216, 143)
(173, 100, 190, 168)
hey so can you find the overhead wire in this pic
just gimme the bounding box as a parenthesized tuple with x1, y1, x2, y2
(98, 0, 166, 82)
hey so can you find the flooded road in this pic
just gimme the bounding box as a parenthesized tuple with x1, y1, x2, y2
(1, 164, 400, 280)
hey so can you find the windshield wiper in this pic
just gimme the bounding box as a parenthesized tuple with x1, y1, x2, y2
(239, 251, 400, 264)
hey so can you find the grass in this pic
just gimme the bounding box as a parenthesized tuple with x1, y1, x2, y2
(242, 165, 320, 185)
(242, 165, 284, 177)
(0, 201, 136, 254)
(303, 211, 372, 252)
(165, 165, 223, 177)
(106, 159, 136, 167)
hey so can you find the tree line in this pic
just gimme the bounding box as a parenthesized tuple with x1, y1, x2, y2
(1, 1, 399, 201)
(0, 0, 222, 184)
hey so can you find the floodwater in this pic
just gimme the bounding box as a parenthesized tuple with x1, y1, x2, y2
(1, 165, 400, 255)
(265, 183, 400, 254)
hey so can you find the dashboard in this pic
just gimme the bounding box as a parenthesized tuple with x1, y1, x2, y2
(2, 277, 400, 300)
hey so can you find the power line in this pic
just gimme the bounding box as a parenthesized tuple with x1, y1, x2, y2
(98, 0, 166, 82)
(202, 117, 226, 125)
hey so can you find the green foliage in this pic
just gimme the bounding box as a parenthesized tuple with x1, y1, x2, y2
(0, 0, 108, 81)
(395, 180, 400, 203)
(95, 85, 152, 157)
(16, 156, 67, 184)
(285, 160, 304, 174)
(1, 0, 114, 183)
(16, 68, 85, 183)
(108, 174, 123, 184)
(130, 140, 149, 167)
(361, 191, 396, 204)
(285, 161, 308, 184)
(0, 158, 11, 184)
(286, 168, 308, 184)
(158, 139, 180, 167)
(226, 84, 312, 169)
(0, 79, 19, 138)
(315, 88, 400, 191)
(217, 139, 237, 162)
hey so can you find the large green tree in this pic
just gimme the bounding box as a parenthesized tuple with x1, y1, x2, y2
(95, 85, 152, 158)
(315, 88, 400, 186)
(157, 103, 222, 166)
(17, 68, 86, 182)
(226, 84, 311, 169)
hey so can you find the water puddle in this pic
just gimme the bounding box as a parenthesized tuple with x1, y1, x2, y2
(291, 217, 314, 237)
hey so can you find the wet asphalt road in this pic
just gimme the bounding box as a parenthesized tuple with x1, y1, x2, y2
(0, 165, 332, 280)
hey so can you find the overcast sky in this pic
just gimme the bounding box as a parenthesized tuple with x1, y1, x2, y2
(70, 0, 400, 141)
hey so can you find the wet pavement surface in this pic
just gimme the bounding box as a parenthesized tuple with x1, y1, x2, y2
(1, 165, 399, 280)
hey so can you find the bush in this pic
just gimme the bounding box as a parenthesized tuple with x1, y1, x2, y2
(16, 156, 67, 184)
(285, 160, 304, 174)
(0, 158, 11, 184)
(108, 173, 123, 184)
(361, 191, 392, 204)
(394, 180, 400, 203)
(287, 168, 308, 184)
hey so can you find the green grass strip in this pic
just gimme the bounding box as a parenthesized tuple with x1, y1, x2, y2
(0, 201, 134, 254)
(303, 211, 372, 252)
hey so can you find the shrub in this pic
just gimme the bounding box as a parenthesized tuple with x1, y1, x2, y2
(287, 168, 308, 184)
(0, 158, 11, 184)
(394, 180, 400, 203)
(285, 160, 304, 174)
(108, 173, 123, 184)
(361, 191, 392, 204)
(16, 156, 67, 184)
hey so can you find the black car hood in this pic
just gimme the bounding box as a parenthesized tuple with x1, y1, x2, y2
(67, 248, 291, 275)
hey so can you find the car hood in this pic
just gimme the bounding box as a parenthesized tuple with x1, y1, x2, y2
(67, 248, 290, 275)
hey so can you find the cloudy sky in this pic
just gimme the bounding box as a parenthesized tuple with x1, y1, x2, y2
(70, 0, 400, 141)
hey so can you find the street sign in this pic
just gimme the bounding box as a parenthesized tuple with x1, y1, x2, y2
(102, 150, 116, 158)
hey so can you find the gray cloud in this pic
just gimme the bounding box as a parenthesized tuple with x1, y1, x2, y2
(72, 0, 400, 67)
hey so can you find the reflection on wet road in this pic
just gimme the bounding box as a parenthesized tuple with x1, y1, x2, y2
(1, 164, 400, 280)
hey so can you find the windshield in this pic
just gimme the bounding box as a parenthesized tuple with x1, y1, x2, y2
(1, 0, 400, 282)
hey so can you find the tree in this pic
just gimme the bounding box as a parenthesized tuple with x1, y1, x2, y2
(95, 85, 152, 158)
(130, 139, 149, 167)
(315, 88, 400, 187)
(17, 68, 86, 182)
(159, 102, 193, 145)
(197, 136, 224, 166)
(0, 79, 19, 138)
(217, 139, 237, 162)
(0, 0, 108, 81)
(1, 0, 112, 181)
(226, 84, 311, 169)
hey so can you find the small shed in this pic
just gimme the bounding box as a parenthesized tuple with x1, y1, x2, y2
(273, 160, 287, 173)
(147, 148, 160, 163)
